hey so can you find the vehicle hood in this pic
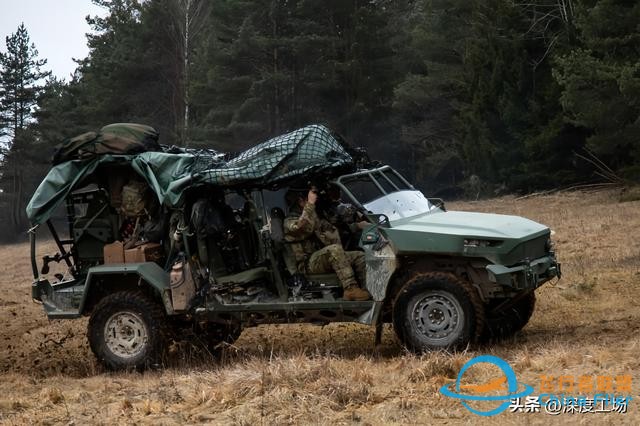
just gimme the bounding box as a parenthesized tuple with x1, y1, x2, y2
(382, 210, 550, 259)
(390, 210, 548, 239)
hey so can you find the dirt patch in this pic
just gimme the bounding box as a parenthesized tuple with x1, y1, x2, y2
(1, 190, 639, 424)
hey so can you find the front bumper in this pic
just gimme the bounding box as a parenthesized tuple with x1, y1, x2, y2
(486, 253, 561, 290)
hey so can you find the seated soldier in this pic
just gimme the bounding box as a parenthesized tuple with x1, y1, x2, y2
(322, 183, 370, 251)
(284, 187, 371, 301)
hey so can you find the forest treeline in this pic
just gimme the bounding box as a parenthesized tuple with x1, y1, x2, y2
(0, 0, 638, 240)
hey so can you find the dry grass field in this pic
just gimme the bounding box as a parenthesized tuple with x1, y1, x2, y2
(0, 189, 639, 425)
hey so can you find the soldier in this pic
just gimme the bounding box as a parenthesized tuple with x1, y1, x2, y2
(321, 184, 370, 250)
(284, 188, 371, 301)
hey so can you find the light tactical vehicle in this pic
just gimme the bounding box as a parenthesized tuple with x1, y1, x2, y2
(27, 124, 560, 370)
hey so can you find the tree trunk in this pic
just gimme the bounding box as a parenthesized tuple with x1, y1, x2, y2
(182, 0, 191, 147)
(271, 3, 280, 135)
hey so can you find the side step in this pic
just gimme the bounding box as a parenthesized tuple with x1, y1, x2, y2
(197, 300, 378, 326)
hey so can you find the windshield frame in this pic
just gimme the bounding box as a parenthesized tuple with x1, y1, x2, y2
(334, 165, 438, 220)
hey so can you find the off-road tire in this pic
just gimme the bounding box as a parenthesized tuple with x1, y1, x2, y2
(88, 291, 168, 371)
(481, 292, 536, 341)
(393, 272, 485, 352)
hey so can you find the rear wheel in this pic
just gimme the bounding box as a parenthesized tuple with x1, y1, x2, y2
(482, 292, 536, 341)
(88, 291, 167, 371)
(393, 272, 484, 352)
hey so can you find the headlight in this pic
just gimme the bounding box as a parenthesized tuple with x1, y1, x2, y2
(463, 239, 502, 248)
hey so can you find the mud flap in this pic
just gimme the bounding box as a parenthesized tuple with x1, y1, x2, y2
(363, 242, 397, 301)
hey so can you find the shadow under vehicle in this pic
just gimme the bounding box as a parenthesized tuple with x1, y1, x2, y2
(26, 124, 561, 370)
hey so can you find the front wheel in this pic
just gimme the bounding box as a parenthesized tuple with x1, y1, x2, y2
(482, 292, 536, 341)
(88, 291, 168, 371)
(393, 272, 485, 352)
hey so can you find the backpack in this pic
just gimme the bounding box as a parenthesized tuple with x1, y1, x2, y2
(52, 123, 161, 165)
(120, 180, 150, 218)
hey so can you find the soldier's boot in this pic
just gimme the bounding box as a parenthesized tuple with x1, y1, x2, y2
(329, 250, 371, 301)
(343, 285, 371, 301)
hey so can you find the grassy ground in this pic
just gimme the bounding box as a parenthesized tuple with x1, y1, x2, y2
(0, 190, 638, 425)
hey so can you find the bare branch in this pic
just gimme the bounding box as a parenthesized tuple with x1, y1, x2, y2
(530, 34, 559, 70)
(574, 150, 623, 184)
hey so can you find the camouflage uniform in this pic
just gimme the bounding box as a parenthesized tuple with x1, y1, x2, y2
(284, 202, 365, 288)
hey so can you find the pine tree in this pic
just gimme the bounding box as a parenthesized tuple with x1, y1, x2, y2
(190, 0, 398, 151)
(76, 0, 212, 146)
(0, 23, 50, 238)
(391, 0, 472, 191)
(0, 23, 51, 142)
(554, 0, 640, 180)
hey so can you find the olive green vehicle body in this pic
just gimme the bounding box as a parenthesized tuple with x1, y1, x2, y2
(29, 164, 560, 330)
(27, 124, 560, 356)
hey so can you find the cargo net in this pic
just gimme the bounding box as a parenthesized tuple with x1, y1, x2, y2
(161, 144, 226, 175)
(192, 125, 354, 187)
(188, 149, 227, 175)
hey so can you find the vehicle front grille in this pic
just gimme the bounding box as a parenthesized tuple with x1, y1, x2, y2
(505, 234, 549, 266)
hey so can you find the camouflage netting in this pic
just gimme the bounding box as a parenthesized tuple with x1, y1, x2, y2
(198, 124, 353, 184)
(26, 125, 355, 225)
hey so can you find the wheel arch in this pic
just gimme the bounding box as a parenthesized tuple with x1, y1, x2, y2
(80, 263, 173, 315)
(383, 255, 488, 306)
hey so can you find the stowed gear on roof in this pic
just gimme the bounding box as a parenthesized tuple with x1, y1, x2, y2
(26, 124, 356, 225)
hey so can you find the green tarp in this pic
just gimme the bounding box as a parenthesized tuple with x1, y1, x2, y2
(26, 125, 353, 225)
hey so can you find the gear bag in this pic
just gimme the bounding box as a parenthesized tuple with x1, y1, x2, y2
(120, 181, 150, 218)
(52, 123, 161, 165)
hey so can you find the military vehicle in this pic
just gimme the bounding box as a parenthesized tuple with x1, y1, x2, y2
(27, 124, 560, 370)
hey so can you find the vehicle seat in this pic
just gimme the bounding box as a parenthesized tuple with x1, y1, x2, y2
(237, 199, 262, 266)
(70, 188, 118, 263)
(216, 266, 267, 285)
(269, 207, 296, 275)
(190, 198, 229, 278)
